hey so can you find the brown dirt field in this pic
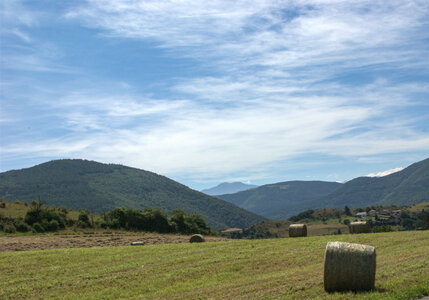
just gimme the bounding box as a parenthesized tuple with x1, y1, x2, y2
(0, 233, 229, 252)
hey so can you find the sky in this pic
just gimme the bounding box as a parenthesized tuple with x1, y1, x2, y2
(1, 0, 429, 190)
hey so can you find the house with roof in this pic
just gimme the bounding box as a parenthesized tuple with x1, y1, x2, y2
(355, 212, 368, 218)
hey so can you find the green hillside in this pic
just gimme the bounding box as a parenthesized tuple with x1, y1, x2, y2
(316, 157, 429, 209)
(217, 181, 342, 219)
(1, 231, 428, 299)
(0, 159, 264, 229)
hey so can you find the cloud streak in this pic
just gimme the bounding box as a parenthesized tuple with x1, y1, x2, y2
(2, 0, 429, 186)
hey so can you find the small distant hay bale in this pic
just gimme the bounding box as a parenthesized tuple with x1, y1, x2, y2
(324, 241, 376, 292)
(189, 234, 205, 243)
(288, 224, 307, 237)
(348, 221, 370, 234)
(131, 241, 145, 246)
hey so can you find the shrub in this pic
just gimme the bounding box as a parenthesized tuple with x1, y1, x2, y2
(289, 210, 314, 222)
(14, 220, 31, 232)
(33, 222, 45, 233)
(4, 223, 16, 233)
(77, 220, 89, 228)
(78, 211, 91, 228)
(58, 206, 68, 214)
(344, 206, 352, 216)
(46, 219, 60, 231)
(99, 221, 108, 229)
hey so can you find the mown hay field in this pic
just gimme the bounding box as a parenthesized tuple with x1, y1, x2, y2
(1, 231, 428, 299)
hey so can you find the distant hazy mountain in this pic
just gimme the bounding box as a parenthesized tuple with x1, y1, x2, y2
(315, 157, 429, 209)
(0, 159, 265, 229)
(201, 182, 258, 196)
(217, 181, 342, 219)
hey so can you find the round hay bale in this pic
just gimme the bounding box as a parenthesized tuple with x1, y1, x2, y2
(288, 224, 307, 237)
(189, 234, 205, 243)
(324, 241, 376, 292)
(348, 221, 370, 234)
(131, 241, 145, 246)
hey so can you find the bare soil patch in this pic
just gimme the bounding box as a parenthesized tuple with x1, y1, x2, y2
(0, 233, 228, 252)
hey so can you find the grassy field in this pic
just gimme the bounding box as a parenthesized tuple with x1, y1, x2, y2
(1, 231, 428, 299)
(0, 200, 96, 222)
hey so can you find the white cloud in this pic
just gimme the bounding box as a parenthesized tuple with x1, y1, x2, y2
(366, 167, 404, 177)
(2, 0, 429, 183)
(3, 81, 428, 180)
(67, 0, 429, 74)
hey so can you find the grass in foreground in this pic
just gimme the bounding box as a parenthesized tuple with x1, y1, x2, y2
(1, 231, 428, 299)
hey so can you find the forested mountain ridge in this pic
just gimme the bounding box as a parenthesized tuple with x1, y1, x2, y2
(0, 159, 265, 229)
(217, 181, 342, 219)
(315, 157, 429, 209)
(218, 158, 429, 219)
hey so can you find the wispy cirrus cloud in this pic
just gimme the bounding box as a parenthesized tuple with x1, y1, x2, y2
(67, 1, 429, 72)
(0, 1, 78, 74)
(2, 0, 429, 186)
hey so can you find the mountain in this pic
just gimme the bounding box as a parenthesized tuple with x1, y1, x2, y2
(217, 181, 342, 219)
(315, 157, 429, 209)
(201, 182, 258, 196)
(0, 159, 264, 229)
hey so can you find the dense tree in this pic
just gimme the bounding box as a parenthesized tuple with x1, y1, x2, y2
(344, 206, 352, 216)
(24, 201, 67, 231)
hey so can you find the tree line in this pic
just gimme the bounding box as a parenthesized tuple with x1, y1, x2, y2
(0, 200, 213, 235)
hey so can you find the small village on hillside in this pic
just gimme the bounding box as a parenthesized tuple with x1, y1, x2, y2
(220, 203, 429, 239)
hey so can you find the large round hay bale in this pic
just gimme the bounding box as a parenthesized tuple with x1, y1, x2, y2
(288, 224, 307, 237)
(189, 234, 205, 243)
(324, 241, 376, 292)
(348, 221, 370, 234)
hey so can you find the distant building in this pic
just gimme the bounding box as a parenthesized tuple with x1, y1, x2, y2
(380, 210, 391, 215)
(355, 212, 367, 218)
(392, 210, 401, 215)
(368, 210, 377, 216)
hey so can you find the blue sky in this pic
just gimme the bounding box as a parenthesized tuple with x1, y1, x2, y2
(1, 0, 429, 190)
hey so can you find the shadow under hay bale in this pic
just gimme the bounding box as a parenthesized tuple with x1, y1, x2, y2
(289, 224, 307, 237)
(349, 221, 370, 234)
(324, 241, 376, 292)
(189, 234, 205, 243)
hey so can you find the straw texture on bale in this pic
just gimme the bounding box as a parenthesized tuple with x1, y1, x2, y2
(288, 224, 307, 237)
(348, 221, 370, 234)
(189, 234, 205, 243)
(324, 241, 376, 292)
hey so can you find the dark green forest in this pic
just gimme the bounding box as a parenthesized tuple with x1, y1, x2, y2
(0, 159, 264, 230)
